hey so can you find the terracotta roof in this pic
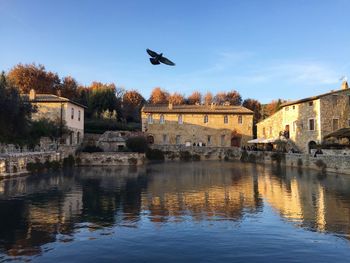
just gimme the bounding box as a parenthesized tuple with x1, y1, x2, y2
(281, 86, 349, 107)
(142, 104, 253, 114)
(22, 94, 87, 108)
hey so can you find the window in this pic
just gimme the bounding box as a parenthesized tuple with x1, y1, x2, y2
(77, 132, 80, 144)
(224, 115, 228, 124)
(78, 110, 81, 121)
(308, 119, 315, 131)
(332, 95, 338, 107)
(176, 135, 181, 145)
(162, 134, 168, 144)
(332, 118, 339, 131)
(204, 115, 208, 123)
(160, 114, 165, 124)
(147, 114, 153, 124)
(221, 135, 226, 146)
(178, 114, 183, 124)
(71, 108, 74, 119)
(207, 135, 211, 145)
(308, 101, 313, 106)
(238, 115, 242, 124)
(292, 105, 296, 110)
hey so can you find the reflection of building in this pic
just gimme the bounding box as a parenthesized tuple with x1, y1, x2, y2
(257, 81, 350, 152)
(24, 89, 86, 145)
(141, 103, 253, 147)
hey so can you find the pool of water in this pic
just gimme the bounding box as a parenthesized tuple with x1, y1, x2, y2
(1, 161, 350, 262)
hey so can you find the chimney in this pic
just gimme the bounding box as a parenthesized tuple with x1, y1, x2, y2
(341, 81, 348, 90)
(29, 89, 36, 100)
(210, 102, 216, 110)
(168, 102, 173, 110)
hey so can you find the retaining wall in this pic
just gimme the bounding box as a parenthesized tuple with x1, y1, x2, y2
(151, 145, 241, 161)
(78, 152, 145, 166)
(245, 151, 350, 175)
(0, 152, 61, 178)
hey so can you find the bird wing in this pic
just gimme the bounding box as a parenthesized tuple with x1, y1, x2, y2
(146, 49, 158, 57)
(159, 56, 175, 66)
(150, 58, 160, 65)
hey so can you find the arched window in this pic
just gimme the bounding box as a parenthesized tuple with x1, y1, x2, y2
(224, 115, 228, 124)
(178, 114, 183, 124)
(204, 115, 208, 123)
(71, 108, 74, 119)
(160, 114, 165, 124)
(147, 114, 153, 124)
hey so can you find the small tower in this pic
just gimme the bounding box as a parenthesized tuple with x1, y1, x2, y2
(341, 80, 348, 90)
(29, 89, 36, 100)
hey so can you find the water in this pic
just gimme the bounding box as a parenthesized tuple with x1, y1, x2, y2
(1, 161, 350, 262)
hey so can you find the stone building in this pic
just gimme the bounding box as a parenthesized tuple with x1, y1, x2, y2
(257, 81, 350, 153)
(24, 89, 86, 145)
(141, 103, 253, 147)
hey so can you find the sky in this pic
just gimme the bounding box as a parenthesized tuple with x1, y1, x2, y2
(1, 0, 350, 103)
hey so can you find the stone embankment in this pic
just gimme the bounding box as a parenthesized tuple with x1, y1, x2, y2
(0, 152, 60, 178)
(151, 145, 241, 161)
(244, 151, 350, 175)
(77, 152, 145, 166)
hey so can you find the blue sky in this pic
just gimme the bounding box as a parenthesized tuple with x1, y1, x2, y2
(1, 0, 350, 103)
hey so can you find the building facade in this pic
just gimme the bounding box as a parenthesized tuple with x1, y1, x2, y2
(141, 104, 253, 147)
(25, 89, 86, 145)
(257, 81, 350, 152)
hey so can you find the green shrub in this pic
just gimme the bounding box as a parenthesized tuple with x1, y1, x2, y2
(126, 136, 148, 153)
(63, 155, 75, 167)
(26, 162, 45, 173)
(146, 149, 165, 161)
(128, 157, 138, 165)
(192, 154, 201, 161)
(248, 153, 257, 163)
(50, 160, 61, 171)
(81, 145, 104, 153)
(240, 150, 248, 162)
(85, 118, 140, 134)
(315, 159, 327, 173)
(297, 158, 303, 166)
(180, 151, 192, 161)
(271, 152, 284, 164)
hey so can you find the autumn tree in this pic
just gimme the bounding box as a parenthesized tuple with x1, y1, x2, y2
(187, 91, 202, 105)
(7, 63, 60, 94)
(242, 98, 262, 138)
(263, 99, 284, 118)
(213, 92, 227, 105)
(203, 92, 213, 105)
(122, 90, 145, 122)
(148, 87, 169, 104)
(169, 92, 185, 105)
(225, 90, 242, 105)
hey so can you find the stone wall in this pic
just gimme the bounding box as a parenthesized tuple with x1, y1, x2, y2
(151, 145, 241, 161)
(78, 152, 145, 166)
(0, 152, 61, 177)
(245, 151, 350, 175)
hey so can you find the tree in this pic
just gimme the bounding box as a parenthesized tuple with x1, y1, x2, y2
(88, 82, 122, 120)
(148, 87, 169, 104)
(225, 90, 242, 105)
(60, 76, 78, 100)
(242, 98, 262, 138)
(122, 90, 145, 122)
(264, 99, 284, 118)
(169, 92, 185, 105)
(7, 63, 61, 94)
(213, 92, 227, 105)
(0, 72, 33, 144)
(204, 92, 213, 105)
(187, 91, 202, 105)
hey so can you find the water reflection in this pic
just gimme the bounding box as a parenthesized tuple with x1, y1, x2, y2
(1, 162, 350, 260)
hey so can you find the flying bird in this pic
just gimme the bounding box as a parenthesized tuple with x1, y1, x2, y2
(146, 49, 175, 66)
